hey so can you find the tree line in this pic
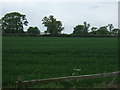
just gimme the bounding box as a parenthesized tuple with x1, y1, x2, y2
(1, 12, 120, 37)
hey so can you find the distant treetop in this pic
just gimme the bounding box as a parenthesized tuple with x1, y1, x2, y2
(2, 12, 28, 33)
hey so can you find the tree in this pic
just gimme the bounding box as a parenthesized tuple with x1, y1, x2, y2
(107, 24, 114, 32)
(91, 27, 97, 32)
(96, 26, 110, 36)
(72, 22, 90, 36)
(2, 12, 28, 33)
(42, 15, 64, 36)
(27, 26, 40, 35)
(90, 27, 97, 35)
(72, 25, 84, 36)
(112, 28, 120, 36)
(83, 21, 90, 35)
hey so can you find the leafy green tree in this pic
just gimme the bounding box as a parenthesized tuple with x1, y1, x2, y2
(72, 25, 84, 36)
(107, 24, 114, 32)
(72, 22, 90, 36)
(96, 26, 110, 36)
(112, 28, 120, 36)
(83, 21, 90, 35)
(91, 27, 97, 32)
(2, 12, 28, 33)
(42, 15, 64, 35)
(90, 27, 97, 35)
(27, 26, 40, 35)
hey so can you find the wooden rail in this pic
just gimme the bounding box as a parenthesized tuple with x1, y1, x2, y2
(15, 71, 120, 88)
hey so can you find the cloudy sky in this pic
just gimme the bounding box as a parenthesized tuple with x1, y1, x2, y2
(0, 0, 119, 34)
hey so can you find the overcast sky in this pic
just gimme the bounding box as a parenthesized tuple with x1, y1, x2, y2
(0, 1, 118, 34)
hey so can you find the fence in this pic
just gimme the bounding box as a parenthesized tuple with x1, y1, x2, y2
(15, 71, 120, 89)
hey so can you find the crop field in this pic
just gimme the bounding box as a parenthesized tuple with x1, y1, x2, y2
(2, 36, 119, 88)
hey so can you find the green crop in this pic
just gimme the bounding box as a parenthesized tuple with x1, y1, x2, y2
(2, 36, 118, 88)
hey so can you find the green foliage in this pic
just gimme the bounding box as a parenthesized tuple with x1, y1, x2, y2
(112, 28, 120, 36)
(96, 26, 110, 36)
(2, 12, 28, 33)
(72, 25, 84, 36)
(107, 24, 114, 32)
(73, 22, 90, 36)
(83, 21, 90, 35)
(89, 27, 98, 36)
(27, 26, 40, 35)
(1, 12, 119, 37)
(3, 37, 118, 87)
(91, 27, 97, 32)
(42, 15, 64, 35)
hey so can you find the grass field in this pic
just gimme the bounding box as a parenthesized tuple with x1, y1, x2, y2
(2, 36, 118, 88)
